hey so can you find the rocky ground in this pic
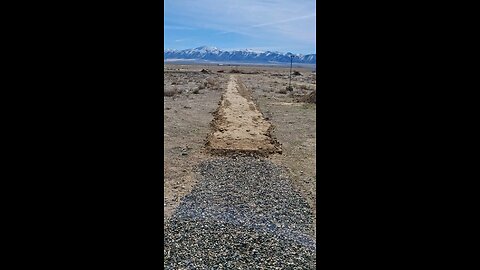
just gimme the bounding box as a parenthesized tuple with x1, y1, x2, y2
(164, 64, 317, 268)
(164, 156, 316, 269)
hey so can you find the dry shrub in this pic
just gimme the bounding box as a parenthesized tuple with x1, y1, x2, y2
(164, 85, 180, 97)
(211, 84, 222, 91)
(207, 77, 215, 86)
(164, 89, 177, 97)
(292, 70, 302, 76)
(299, 84, 309, 90)
(278, 89, 287, 94)
(299, 91, 316, 103)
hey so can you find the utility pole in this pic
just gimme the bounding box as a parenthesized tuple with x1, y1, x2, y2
(288, 55, 294, 91)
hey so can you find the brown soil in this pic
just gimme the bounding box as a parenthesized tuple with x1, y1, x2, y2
(164, 64, 316, 239)
(239, 71, 317, 238)
(206, 75, 281, 156)
(164, 69, 227, 218)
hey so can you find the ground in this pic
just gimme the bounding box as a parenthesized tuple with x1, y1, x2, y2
(164, 64, 316, 238)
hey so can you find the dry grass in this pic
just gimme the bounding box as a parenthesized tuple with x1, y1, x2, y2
(164, 88, 177, 97)
(164, 67, 228, 218)
(206, 77, 216, 86)
(238, 67, 317, 238)
(164, 64, 316, 238)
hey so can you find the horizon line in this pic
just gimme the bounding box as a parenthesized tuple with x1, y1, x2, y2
(164, 46, 316, 55)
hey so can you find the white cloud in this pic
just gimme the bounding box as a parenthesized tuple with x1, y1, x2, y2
(164, 0, 316, 52)
(164, 25, 196, 30)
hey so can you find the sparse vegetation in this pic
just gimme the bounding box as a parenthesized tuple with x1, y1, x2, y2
(292, 70, 302, 76)
(164, 63, 317, 252)
(206, 77, 216, 86)
(299, 91, 316, 104)
(164, 89, 176, 97)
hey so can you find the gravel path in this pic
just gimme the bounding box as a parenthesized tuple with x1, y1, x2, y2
(164, 156, 316, 269)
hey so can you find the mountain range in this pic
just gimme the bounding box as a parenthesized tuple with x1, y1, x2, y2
(164, 46, 316, 65)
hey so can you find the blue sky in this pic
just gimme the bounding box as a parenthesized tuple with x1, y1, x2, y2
(164, 0, 316, 55)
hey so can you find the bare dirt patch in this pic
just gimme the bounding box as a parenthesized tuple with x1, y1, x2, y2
(239, 69, 317, 238)
(164, 64, 317, 239)
(164, 66, 228, 218)
(206, 75, 281, 156)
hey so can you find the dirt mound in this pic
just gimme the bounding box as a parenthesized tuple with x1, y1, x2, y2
(206, 76, 282, 157)
(299, 91, 316, 104)
(227, 69, 261, 75)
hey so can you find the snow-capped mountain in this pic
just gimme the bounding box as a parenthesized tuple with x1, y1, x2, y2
(164, 46, 316, 64)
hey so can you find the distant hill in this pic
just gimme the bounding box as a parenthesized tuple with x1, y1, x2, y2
(164, 46, 316, 65)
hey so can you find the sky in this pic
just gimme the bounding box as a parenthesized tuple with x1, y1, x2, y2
(164, 0, 316, 55)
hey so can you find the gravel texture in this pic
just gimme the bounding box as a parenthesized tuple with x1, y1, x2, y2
(164, 156, 316, 269)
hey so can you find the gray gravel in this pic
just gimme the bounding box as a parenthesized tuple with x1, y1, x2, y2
(164, 156, 316, 269)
